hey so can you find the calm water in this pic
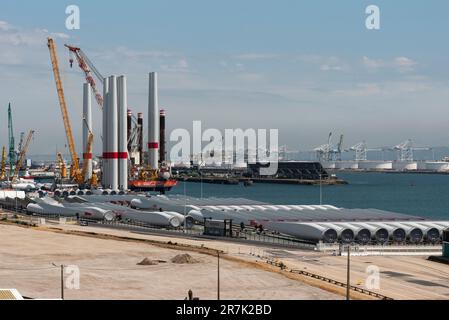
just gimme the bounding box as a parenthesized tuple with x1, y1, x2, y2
(169, 173, 449, 220)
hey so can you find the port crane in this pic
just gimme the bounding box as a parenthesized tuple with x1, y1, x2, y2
(333, 134, 344, 161)
(7, 103, 15, 174)
(47, 37, 85, 185)
(392, 139, 431, 162)
(12, 129, 34, 181)
(314, 132, 333, 162)
(347, 141, 385, 161)
(65, 44, 104, 108)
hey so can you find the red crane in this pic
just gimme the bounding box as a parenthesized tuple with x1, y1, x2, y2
(64, 44, 104, 108)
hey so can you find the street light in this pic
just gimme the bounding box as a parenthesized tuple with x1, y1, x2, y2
(183, 178, 187, 231)
(319, 173, 322, 205)
(346, 245, 351, 300)
(217, 250, 220, 300)
(52, 263, 64, 300)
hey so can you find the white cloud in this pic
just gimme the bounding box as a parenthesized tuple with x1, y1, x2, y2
(362, 56, 417, 72)
(233, 53, 280, 60)
(0, 21, 13, 31)
(297, 54, 346, 72)
(362, 56, 384, 69)
(320, 64, 343, 71)
(394, 57, 417, 72)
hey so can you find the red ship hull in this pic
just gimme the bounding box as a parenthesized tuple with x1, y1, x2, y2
(128, 179, 177, 191)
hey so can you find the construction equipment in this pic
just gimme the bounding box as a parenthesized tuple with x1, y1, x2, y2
(348, 141, 384, 161)
(392, 139, 431, 162)
(7, 103, 15, 174)
(56, 152, 67, 178)
(17, 132, 24, 154)
(0, 146, 7, 180)
(334, 134, 344, 161)
(65, 44, 104, 108)
(314, 132, 333, 162)
(12, 130, 34, 181)
(47, 37, 83, 185)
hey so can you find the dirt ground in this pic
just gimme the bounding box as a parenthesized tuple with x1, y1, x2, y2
(2, 220, 449, 300)
(0, 224, 340, 300)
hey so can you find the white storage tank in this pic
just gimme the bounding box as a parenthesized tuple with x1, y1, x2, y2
(392, 161, 417, 171)
(358, 161, 392, 170)
(425, 162, 449, 172)
(335, 161, 358, 170)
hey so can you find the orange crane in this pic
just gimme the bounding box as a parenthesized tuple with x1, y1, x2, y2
(12, 129, 34, 181)
(47, 37, 84, 185)
(0, 146, 6, 180)
(64, 44, 104, 108)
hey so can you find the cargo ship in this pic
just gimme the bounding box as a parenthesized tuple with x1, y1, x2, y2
(128, 179, 177, 192)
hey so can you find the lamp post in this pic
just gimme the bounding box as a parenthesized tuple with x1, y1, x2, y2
(319, 173, 322, 205)
(52, 263, 64, 300)
(217, 250, 220, 300)
(346, 245, 350, 300)
(183, 178, 187, 231)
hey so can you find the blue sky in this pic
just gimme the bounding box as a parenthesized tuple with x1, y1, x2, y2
(1, 1, 449, 155)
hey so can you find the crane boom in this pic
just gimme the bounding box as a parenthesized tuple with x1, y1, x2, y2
(64, 44, 103, 108)
(47, 38, 83, 184)
(7, 103, 15, 172)
(12, 129, 34, 181)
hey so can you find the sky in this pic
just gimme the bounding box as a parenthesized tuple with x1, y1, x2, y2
(1, 0, 449, 157)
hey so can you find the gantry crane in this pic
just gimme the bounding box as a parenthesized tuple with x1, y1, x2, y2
(47, 37, 84, 185)
(392, 139, 431, 162)
(64, 44, 104, 108)
(12, 129, 34, 181)
(0, 146, 6, 180)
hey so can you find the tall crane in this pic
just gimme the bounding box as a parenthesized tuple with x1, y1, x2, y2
(334, 134, 344, 161)
(392, 139, 431, 162)
(314, 132, 333, 162)
(47, 37, 83, 185)
(64, 44, 104, 108)
(0, 146, 6, 180)
(56, 152, 67, 179)
(12, 129, 34, 181)
(17, 132, 25, 154)
(7, 103, 15, 173)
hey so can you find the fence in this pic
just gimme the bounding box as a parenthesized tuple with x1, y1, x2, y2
(266, 260, 393, 300)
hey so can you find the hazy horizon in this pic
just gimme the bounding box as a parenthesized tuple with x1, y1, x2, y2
(1, 1, 449, 156)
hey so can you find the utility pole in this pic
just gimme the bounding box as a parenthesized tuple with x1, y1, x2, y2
(61, 264, 65, 300)
(217, 250, 220, 300)
(183, 178, 187, 231)
(346, 245, 350, 300)
(319, 173, 322, 205)
(53, 263, 65, 300)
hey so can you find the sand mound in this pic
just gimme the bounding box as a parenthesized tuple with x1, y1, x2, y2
(171, 254, 200, 264)
(137, 257, 159, 266)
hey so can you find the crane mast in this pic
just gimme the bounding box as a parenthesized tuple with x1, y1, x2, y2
(12, 129, 34, 181)
(47, 38, 83, 185)
(7, 103, 15, 173)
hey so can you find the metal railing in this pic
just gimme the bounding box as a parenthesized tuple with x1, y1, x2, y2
(266, 260, 393, 300)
